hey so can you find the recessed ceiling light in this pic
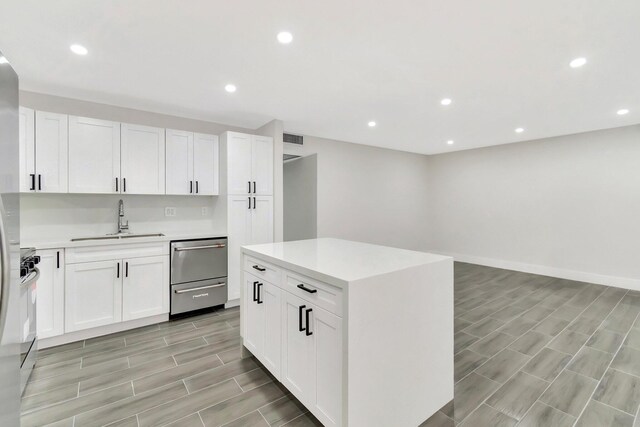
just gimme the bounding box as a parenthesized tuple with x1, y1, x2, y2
(617, 108, 629, 115)
(277, 31, 293, 44)
(569, 57, 587, 68)
(0, 56, 8, 65)
(224, 84, 237, 93)
(515, 127, 525, 133)
(70, 44, 88, 55)
(447, 140, 454, 145)
(368, 121, 376, 127)
(440, 98, 452, 106)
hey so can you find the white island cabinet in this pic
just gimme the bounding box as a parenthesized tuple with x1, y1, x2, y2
(241, 238, 454, 427)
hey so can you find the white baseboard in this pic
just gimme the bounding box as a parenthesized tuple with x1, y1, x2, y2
(434, 251, 640, 292)
(225, 298, 240, 309)
(39, 314, 169, 349)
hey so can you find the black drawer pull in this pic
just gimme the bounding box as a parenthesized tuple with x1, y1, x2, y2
(253, 265, 266, 272)
(298, 305, 306, 332)
(297, 284, 317, 294)
(305, 308, 313, 336)
(257, 283, 263, 304)
(252, 281, 258, 302)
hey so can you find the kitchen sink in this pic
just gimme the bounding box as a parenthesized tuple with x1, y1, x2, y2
(71, 233, 165, 242)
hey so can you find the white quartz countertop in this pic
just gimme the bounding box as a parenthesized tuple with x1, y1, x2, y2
(242, 238, 450, 286)
(23, 230, 227, 250)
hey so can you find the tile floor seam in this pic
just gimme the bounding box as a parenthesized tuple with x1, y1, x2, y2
(279, 412, 308, 426)
(465, 287, 625, 425)
(233, 376, 244, 392)
(517, 290, 633, 427)
(258, 409, 271, 426)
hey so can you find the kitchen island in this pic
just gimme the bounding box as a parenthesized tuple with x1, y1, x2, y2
(241, 238, 453, 427)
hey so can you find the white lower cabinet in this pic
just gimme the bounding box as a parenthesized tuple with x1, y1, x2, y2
(122, 255, 169, 321)
(36, 249, 65, 339)
(65, 260, 122, 332)
(243, 264, 342, 427)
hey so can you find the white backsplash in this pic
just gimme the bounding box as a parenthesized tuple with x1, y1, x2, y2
(20, 193, 226, 242)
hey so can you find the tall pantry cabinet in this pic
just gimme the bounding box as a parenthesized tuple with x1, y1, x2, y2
(221, 132, 274, 302)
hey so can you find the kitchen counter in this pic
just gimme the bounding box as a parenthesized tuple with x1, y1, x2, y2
(23, 230, 227, 249)
(243, 237, 450, 288)
(240, 238, 454, 427)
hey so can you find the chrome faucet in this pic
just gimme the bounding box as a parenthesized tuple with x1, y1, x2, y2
(117, 199, 129, 234)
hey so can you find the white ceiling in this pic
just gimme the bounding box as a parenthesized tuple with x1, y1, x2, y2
(1, 0, 639, 154)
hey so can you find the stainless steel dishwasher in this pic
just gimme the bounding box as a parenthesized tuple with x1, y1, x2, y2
(170, 238, 228, 315)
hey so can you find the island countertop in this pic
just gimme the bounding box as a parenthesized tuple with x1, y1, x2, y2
(242, 237, 450, 287)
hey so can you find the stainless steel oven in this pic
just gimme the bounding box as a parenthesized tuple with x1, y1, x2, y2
(19, 248, 39, 394)
(170, 238, 228, 315)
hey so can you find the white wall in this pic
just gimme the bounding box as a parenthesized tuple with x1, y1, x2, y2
(284, 135, 431, 251)
(427, 125, 640, 289)
(284, 154, 318, 241)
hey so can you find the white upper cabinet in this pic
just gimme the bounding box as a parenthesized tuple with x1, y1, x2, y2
(68, 116, 121, 194)
(35, 111, 69, 193)
(121, 124, 165, 195)
(18, 107, 35, 192)
(193, 133, 219, 195)
(166, 130, 218, 196)
(223, 132, 273, 196)
(252, 135, 274, 195)
(226, 132, 252, 195)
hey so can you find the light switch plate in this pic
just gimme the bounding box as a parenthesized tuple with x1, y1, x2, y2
(201, 207, 208, 216)
(165, 207, 176, 217)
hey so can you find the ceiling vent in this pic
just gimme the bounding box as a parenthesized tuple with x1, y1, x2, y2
(283, 133, 303, 145)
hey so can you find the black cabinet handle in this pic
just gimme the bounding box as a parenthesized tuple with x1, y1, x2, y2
(248, 197, 251, 209)
(252, 197, 256, 209)
(252, 281, 258, 302)
(252, 265, 266, 272)
(38, 174, 42, 190)
(257, 283, 263, 304)
(253, 181, 256, 193)
(125, 262, 129, 278)
(56, 251, 60, 269)
(117, 262, 120, 278)
(305, 308, 313, 336)
(29, 174, 35, 191)
(195, 181, 199, 194)
(297, 284, 318, 294)
(190, 180, 193, 194)
(298, 305, 306, 332)
(248, 181, 251, 194)
(123, 177, 126, 193)
(115, 177, 119, 192)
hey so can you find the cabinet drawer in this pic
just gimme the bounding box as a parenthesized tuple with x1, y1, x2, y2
(285, 272, 342, 317)
(243, 255, 281, 285)
(66, 242, 169, 264)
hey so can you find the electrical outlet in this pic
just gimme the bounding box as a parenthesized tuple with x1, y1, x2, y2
(165, 207, 176, 217)
(201, 207, 208, 216)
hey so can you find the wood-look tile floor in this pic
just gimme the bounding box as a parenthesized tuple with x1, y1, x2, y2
(422, 262, 640, 427)
(24, 263, 640, 427)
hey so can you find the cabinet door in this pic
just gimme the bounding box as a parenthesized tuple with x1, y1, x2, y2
(251, 135, 273, 195)
(35, 111, 69, 193)
(193, 133, 219, 195)
(251, 196, 274, 245)
(68, 116, 120, 194)
(227, 196, 252, 301)
(65, 260, 122, 332)
(19, 107, 35, 192)
(35, 249, 65, 339)
(166, 129, 194, 195)
(312, 307, 343, 427)
(244, 273, 263, 357)
(261, 280, 281, 378)
(122, 255, 169, 321)
(226, 132, 252, 195)
(121, 124, 165, 195)
(281, 292, 315, 405)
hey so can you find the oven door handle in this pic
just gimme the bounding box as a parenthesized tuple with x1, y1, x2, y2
(21, 268, 40, 288)
(173, 244, 226, 252)
(174, 283, 226, 294)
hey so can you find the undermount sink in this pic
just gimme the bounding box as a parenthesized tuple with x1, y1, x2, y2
(71, 233, 165, 242)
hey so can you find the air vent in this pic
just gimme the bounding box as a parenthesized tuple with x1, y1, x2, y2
(283, 133, 303, 145)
